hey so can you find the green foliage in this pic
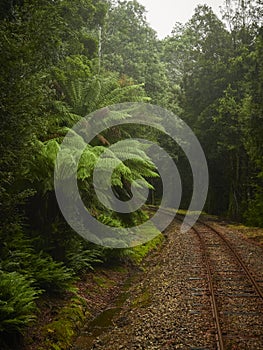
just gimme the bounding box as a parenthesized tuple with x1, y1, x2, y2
(245, 189, 263, 227)
(66, 248, 103, 274)
(1, 0, 263, 346)
(130, 233, 164, 264)
(162, 1, 263, 223)
(102, 0, 169, 105)
(53, 70, 149, 119)
(0, 223, 73, 293)
(0, 271, 38, 333)
(23, 139, 60, 194)
(100, 221, 163, 264)
(0, 1, 109, 341)
(29, 255, 73, 293)
(97, 214, 122, 228)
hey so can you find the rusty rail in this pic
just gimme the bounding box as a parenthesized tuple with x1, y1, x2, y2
(146, 206, 263, 349)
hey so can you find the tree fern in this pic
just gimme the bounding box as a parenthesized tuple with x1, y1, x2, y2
(23, 139, 60, 194)
(49, 58, 149, 132)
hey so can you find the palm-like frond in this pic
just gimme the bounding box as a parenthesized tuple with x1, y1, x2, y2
(57, 73, 149, 118)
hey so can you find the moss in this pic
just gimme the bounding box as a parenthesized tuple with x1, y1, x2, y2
(93, 275, 114, 288)
(228, 224, 248, 229)
(44, 320, 74, 349)
(228, 224, 263, 245)
(24, 223, 163, 350)
(41, 295, 86, 350)
(111, 265, 128, 273)
(132, 290, 152, 308)
(131, 233, 164, 264)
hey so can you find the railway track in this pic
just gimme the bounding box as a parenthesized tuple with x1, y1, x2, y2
(147, 206, 263, 349)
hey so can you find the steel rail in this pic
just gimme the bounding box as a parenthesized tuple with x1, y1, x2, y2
(147, 206, 263, 300)
(146, 206, 225, 349)
(200, 220, 263, 301)
(146, 206, 263, 349)
(190, 224, 225, 350)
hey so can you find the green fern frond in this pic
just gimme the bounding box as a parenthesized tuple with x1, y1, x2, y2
(0, 271, 38, 333)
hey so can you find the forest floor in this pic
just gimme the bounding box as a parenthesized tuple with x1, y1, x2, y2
(22, 264, 135, 350)
(22, 217, 263, 350)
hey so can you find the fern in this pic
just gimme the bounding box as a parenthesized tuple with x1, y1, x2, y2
(23, 139, 60, 194)
(1, 245, 73, 293)
(54, 70, 149, 119)
(52, 100, 81, 127)
(66, 249, 102, 273)
(0, 271, 38, 333)
(77, 145, 103, 181)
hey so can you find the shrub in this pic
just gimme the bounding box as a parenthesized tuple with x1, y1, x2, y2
(244, 190, 263, 227)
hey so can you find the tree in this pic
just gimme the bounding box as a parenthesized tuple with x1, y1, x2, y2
(240, 27, 263, 226)
(0, 0, 108, 342)
(101, 0, 169, 105)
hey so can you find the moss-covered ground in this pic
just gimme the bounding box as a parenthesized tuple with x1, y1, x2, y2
(22, 230, 164, 350)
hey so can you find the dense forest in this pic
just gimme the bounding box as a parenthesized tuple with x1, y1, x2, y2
(0, 0, 262, 348)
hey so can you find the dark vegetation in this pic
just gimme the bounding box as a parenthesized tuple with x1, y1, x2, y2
(0, 0, 262, 348)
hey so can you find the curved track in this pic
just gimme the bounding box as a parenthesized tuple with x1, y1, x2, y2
(147, 206, 263, 349)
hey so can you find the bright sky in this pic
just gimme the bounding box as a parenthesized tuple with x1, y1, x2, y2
(138, 0, 224, 38)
